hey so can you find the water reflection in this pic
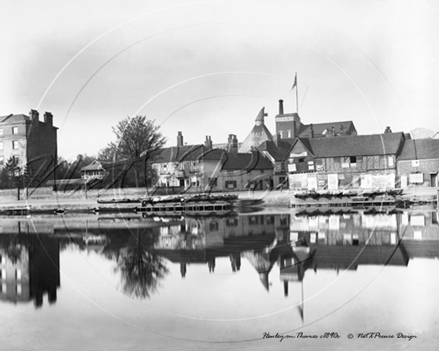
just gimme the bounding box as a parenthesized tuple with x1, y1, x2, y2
(0, 234, 60, 307)
(0, 209, 437, 308)
(115, 233, 169, 299)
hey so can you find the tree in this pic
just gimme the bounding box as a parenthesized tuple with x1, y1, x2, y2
(99, 116, 166, 187)
(22, 164, 40, 188)
(115, 231, 168, 299)
(0, 157, 22, 189)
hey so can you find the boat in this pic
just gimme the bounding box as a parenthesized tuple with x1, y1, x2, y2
(97, 198, 142, 204)
(141, 193, 238, 205)
(140, 200, 233, 216)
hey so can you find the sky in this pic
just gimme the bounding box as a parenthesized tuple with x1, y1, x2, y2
(1, 0, 438, 160)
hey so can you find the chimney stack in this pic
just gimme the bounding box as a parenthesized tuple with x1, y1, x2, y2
(310, 124, 314, 138)
(177, 131, 183, 147)
(227, 134, 238, 154)
(205, 135, 213, 150)
(384, 126, 392, 133)
(275, 133, 281, 147)
(29, 109, 39, 123)
(43, 112, 53, 126)
(279, 100, 284, 115)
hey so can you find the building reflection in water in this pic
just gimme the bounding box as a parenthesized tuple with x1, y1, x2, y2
(0, 209, 437, 309)
(0, 233, 60, 308)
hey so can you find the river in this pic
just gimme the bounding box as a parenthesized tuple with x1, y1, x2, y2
(0, 208, 438, 350)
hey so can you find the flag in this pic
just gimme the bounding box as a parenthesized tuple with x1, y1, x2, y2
(291, 73, 297, 91)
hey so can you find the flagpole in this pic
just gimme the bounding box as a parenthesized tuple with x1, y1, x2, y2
(295, 72, 299, 114)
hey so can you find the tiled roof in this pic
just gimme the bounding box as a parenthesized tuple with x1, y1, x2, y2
(290, 132, 406, 158)
(397, 139, 439, 160)
(221, 151, 273, 171)
(257, 140, 291, 161)
(298, 121, 355, 137)
(154, 145, 209, 163)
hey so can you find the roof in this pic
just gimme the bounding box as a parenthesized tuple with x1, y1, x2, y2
(153, 144, 210, 163)
(238, 107, 273, 153)
(290, 132, 406, 158)
(397, 139, 439, 160)
(0, 114, 31, 123)
(238, 124, 274, 153)
(257, 140, 291, 161)
(298, 121, 355, 137)
(80, 160, 105, 172)
(221, 151, 273, 171)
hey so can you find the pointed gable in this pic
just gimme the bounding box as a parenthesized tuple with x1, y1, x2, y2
(238, 107, 274, 153)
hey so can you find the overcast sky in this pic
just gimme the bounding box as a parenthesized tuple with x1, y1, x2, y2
(1, 0, 438, 159)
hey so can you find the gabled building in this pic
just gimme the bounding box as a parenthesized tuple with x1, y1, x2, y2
(151, 133, 213, 189)
(397, 139, 439, 188)
(285, 132, 408, 190)
(257, 138, 292, 189)
(0, 109, 58, 180)
(151, 132, 274, 192)
(80, 160, 106, 181)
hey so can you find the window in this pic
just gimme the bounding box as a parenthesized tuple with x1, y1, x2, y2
(12, 127, 18, 134)
(12, 140, 19, 149)
(287, 129, 291, 138)
(308, 161, 314, 171)
(225, 180, 237, 189)
(0, 129, 3, 136)
(350, 156, 356, 163)
(12, 156, 19, 164)
(298, 158, 305, 163)
(388, 156, 394, 167)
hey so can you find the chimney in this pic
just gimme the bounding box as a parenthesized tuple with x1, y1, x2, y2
(177, 131, 183, 147)
(227, 134, 238, 154)
(279, 100, 284, 115)
(384, 126, 392, 133)
(43, 112, 53, 126)
(310, 124, 314, 138)
(275, 133, 281, 147)
(331, 126, 336, 136)
(205, 135, 212, 150)
(29, 109, 39, 123)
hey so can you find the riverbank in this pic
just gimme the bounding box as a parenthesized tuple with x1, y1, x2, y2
(0, 187, 437, 211)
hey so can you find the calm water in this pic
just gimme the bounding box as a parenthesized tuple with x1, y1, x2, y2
(0, 209, 438, 351)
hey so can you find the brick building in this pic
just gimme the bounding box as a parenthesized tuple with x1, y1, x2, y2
(0, 109, 58, 181)
(275, 99, 357, 141)
(397, 139, 439, 188)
